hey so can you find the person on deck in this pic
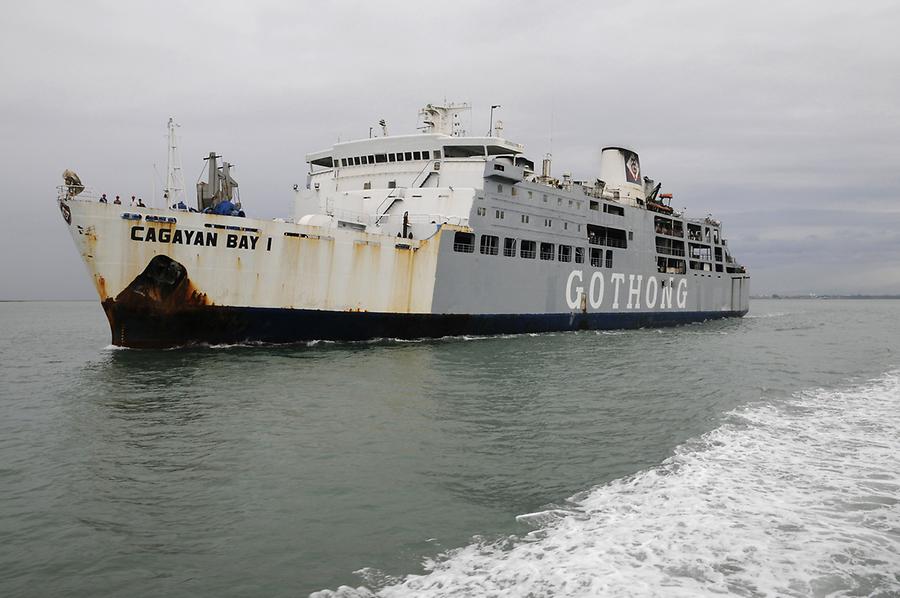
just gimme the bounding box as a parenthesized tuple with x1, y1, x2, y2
(137, 197, 146, 207)
(113, 196, 121, 205)
(99, 194, 107, 203)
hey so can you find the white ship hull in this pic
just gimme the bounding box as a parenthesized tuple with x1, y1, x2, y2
(60, 197, 748, 348)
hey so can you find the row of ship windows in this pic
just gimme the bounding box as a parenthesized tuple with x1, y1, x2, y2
(475, 206, 584, 232)
(338, 150, 439, 167)
(493, 187, 616, 216)
(453, 232, 615, 267)
(491, 184, 627, 217)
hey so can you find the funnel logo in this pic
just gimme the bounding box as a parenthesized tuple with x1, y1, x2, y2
(624, 151, 641, 184)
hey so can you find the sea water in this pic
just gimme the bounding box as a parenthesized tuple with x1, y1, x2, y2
(1, 299, 898, 597)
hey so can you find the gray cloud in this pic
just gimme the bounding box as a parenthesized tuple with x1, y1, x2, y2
(2, 0, 899, 299)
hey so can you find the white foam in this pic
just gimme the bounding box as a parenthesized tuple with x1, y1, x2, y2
(744, 311, 789, 319)
(314, 371, 900, 597)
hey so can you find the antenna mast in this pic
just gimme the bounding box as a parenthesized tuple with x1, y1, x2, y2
(164, 117, 186, 208)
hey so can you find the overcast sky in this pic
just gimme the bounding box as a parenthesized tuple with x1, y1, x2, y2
(2, 0, 899, 299)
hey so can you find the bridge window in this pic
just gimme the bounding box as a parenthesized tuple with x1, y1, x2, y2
(575, 247, 584, 264)
(443, 145, 485, 158)
(495, 209, 504, 219)
(520, 240, 536, 259)
(476, 206, 486, 216)
(480, 235, 499, 255)
(558, 244, 572, 262)
(521, 214, 529, 224)
(453, 232, 474, 253)
(375, 154, 387, 163)
(540, 242, 554, 261)
(503, 238, 517, 257)
(605, 250, 613, 268)
(590, 248, 602, 267)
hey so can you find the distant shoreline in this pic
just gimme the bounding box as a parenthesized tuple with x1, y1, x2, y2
(751, 295, 900, 300)
(4, 297, 900, 303)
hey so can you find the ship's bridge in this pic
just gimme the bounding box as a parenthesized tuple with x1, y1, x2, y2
(306, 134, 526, 173)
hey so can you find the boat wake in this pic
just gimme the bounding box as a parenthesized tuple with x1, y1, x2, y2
(312, 371, 900, 597)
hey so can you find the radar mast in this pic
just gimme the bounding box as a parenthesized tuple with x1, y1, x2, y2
(164, 117, 186, 208)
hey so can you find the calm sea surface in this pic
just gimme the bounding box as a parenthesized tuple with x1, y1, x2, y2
(1, 300, 899, 597)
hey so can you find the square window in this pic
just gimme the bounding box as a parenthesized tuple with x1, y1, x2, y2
(388, 153, 395, 162)
(433, 150, 442, 159)
(480, 235, 499, 255)
(497, 184, 503, 193)
(413, 151, 421, 160)
(422, 150, 430, 160)
(404, 152, 412, 161)
(520, 240, 536, 259)
(453, 232, 475, 253)
(540, 242, 555, 260)
(503, 238, 517, 257)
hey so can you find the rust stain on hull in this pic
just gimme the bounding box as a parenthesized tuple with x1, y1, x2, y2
(102, 255, 231, 348)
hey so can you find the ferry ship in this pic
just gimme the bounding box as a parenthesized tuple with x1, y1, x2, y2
(57, 103, 749, 348)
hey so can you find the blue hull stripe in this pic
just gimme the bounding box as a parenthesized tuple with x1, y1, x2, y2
(103, 303, 749, 348)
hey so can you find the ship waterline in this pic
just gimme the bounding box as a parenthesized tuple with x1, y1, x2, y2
(59, 104, 748, 347)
